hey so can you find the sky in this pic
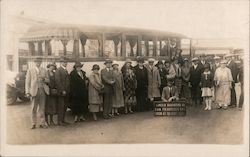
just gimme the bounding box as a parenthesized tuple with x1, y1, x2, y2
(3, 0, 249, 40)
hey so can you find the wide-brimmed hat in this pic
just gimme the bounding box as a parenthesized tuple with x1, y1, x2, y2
(104, 59, 113, 64)
(136, 56, 144, 63)
(47, 62, 57, 68)
(192, 57, 199, 62)
(34, 57, 42, 63)
(112, 61, 119, 66)
(59, 56, 69, 62)
(148, 58, 155, 63)
(220, 59, 228, 64)
(92, 64, 100, 70)
(125, 58, 132, 63)
(214, 56, 221, 60)
(74, 61, 83, 68)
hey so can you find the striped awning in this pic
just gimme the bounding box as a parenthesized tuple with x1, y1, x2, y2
(20, 24, 81, 42)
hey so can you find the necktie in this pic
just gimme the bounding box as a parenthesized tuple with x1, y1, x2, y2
(170, 87, 172, 97)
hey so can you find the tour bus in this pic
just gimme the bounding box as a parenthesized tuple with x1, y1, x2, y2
(18, 23, 192, 76)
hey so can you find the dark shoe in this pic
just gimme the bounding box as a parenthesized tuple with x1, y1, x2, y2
(79, 118, 85, 122)
(115, 112, 120, 116)
(39, 124, 48, 129)
(30, 125, 36, 129)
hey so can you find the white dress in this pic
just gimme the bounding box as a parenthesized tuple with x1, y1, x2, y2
(214, 67, 233, 106)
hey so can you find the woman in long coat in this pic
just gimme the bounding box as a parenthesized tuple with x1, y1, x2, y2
(181, 58, 191, 104)
(88, 64, 104, 121)
(133, 57, 148, 112)
(45, 63, 58, 126)
(111, 62, 125, 116)
(69, 62, 88, 122)
(214, 60, 233, 109)
(122, 59, 137, 114)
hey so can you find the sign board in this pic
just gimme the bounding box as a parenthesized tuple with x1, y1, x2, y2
(154, 101, 186, 116)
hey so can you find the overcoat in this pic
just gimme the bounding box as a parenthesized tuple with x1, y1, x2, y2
(145, 64, 161, 99)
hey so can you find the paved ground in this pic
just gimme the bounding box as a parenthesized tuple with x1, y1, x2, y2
(7, 99, 243, 145)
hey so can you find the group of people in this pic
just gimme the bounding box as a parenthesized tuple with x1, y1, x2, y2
(25, 51, 244, 129)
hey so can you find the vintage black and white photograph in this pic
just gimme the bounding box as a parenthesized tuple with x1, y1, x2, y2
(1, 0, 249, 156)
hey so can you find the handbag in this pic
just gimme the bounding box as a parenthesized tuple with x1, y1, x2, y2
(50, 88, 58, 96)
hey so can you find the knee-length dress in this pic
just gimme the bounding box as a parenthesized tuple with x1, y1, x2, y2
(214, 67, 233, 105)
(88, 72, 104, 112)
(112, 70, 125, 108)
(46, 70, 58, 115)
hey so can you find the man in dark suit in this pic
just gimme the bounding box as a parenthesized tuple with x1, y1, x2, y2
(101, 59, 115, 119)
(190, 57, 203, 106)
(55, 57, 70, 125)
(225, 54, 239, 107)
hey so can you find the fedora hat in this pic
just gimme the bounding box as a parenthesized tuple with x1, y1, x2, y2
(125, 58, 132, 63)
(104, 59, 113, 64)
(192, 57, 199, 62)
(214, 56, 221, 60)
(92, 64, 100, 70)
(112, 61, 119, 66)
(59, 56, 69, 62)
(74, 61, 83, 68)
(47, 62, 57, 68)
(148, 58, 155, 63)
(136, 56, 144, 63)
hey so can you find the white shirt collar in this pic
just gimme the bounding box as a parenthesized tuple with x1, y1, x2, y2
(193, 64, 198, 69)
(61, 65, 66, 70)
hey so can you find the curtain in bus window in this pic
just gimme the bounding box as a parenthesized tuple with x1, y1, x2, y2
(104, 40, 115, 57)
(85, 39, 99, 58)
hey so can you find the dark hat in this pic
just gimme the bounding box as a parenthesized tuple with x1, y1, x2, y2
(92, 64, 100, 70)
(136, 56, 144, 63)
(157, 60, 164, 65)
(47, 62, 57, 68)
(34, 57, 42, 62)
(74, 61, 83, 68)
(204, 64, 210, 69)
(104, 59, 113, 64)
(125, 58, 132, 63)
(59, 56, 69, 62)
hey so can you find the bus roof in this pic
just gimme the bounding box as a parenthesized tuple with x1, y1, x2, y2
(20, 23, 188, 42)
